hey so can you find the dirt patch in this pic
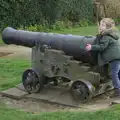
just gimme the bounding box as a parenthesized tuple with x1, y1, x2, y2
(0, 52, 13, 57)
(0, 93, 116, 113)
(0, 45, 31, 59)
(0, 95, 69, 113)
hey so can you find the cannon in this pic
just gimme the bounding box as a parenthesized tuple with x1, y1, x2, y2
(1, 27, 114, 103)
(2, 27, 96, 64)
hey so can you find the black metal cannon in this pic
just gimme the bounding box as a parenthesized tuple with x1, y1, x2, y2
(2, 27, 96, 64)
(1, 27, 113, 103)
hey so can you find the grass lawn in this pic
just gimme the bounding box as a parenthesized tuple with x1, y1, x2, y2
(0, 103, 120, 120)
(0, 35, 3, 45)
(0, 58, 30, 91)
(50, 26, 98, 35)
(1, 26, 120, 120)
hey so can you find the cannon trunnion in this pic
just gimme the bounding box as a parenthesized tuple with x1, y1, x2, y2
(1, 27, 114, 103)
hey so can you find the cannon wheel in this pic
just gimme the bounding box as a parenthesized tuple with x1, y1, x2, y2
(70, 80, 94, 103)
(22, 69, 46, 94)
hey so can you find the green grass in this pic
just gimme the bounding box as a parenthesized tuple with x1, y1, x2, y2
(0, 40, 3, 45)
(0, 58, 30, 91)
(0, 104, 120, 120)
(0, 34, 3, 45)
(50, 26, 98, 36)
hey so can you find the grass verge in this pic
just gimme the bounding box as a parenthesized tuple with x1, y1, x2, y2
(0, 34, 3, 45)
(50, 26, 98, 35)
(0, 58, 30, 91)
(0, 104, 120, 120)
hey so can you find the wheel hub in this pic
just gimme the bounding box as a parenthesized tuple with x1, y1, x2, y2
(70, 80, 94, 103)
(22, 69, 41, 93)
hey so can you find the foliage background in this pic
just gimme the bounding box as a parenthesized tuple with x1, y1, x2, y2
(0, 0, 93, 30)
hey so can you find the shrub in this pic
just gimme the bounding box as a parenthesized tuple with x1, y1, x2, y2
(0, 0, 93, 31)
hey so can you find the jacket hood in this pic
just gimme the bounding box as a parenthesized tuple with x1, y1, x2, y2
(102, 27, 120, 40)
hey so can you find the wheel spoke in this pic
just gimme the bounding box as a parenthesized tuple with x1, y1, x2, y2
(22, 69, 46, 93)
(22, 69, 39, 93)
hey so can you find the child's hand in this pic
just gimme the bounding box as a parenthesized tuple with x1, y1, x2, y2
(85, 44, 92, 51)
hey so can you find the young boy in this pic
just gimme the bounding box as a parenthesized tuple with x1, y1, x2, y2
(86, 18, 120, 97)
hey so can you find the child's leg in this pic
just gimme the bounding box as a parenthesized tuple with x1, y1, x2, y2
(110, 60, 120, 93)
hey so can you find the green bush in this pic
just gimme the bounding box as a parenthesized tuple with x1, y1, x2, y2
(50, 21, 67, 30)
(0, 0, 94, 31)
(18, 19, 94, 32)
(114, 18, 120, 25)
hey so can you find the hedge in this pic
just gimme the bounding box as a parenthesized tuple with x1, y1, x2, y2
(0, 0, 93, 30)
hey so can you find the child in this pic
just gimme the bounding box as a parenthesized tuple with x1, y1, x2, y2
(85, 18, 120, 97)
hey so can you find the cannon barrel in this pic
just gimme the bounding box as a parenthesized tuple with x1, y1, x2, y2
(2, 27, 96, 64)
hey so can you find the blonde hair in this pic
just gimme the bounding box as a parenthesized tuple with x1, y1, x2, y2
(100, 18, 115, 29)
(99, 18, 118, 33)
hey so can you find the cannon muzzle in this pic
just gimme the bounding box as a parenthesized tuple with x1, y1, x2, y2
(2, 27, 40, 47)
